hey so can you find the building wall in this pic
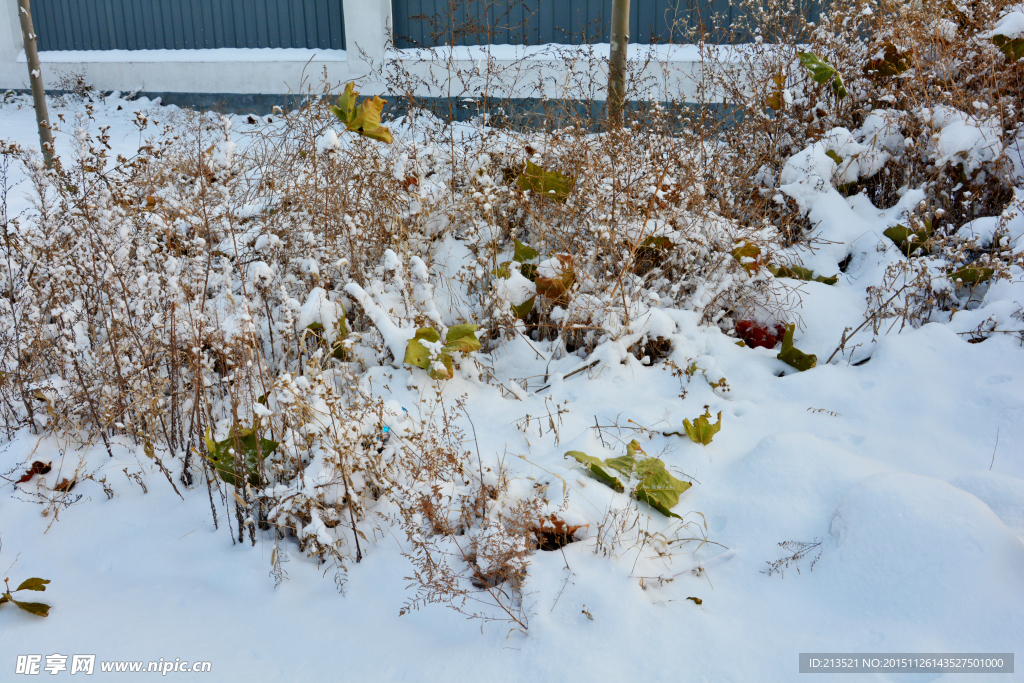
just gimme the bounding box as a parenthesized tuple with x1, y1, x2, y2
(392, 0, 734, 48)
(0, 0, 382, 97)
(0, 1, 714, 105)
(32, 0, 346, 51)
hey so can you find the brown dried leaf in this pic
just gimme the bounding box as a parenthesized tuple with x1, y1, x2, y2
(17, 461, 51, 484)
(531, 514, 587, 551)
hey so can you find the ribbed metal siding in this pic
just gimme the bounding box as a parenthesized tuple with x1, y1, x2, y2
(32, 0, 346, 51)
(392, 0, 737, 48)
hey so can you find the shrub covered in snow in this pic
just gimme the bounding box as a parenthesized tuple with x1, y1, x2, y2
(704, 0, 1024, 341)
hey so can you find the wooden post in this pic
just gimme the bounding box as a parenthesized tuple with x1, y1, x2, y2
(16, 0, 52, 168)
(607, 0, 630, 125)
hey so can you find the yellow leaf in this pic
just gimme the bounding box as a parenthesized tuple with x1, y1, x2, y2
(333, 83, 359, 125)
(351, 97, 393, 143)
(330, 82, 392, 144)
(516, 161, 575, 201)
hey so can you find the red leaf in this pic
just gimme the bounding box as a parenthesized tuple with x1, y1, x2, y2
(736, 321, 787, 349)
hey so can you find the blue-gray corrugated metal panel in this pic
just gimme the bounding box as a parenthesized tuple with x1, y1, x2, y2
(32, 0, 346, 51)
(392, 0, 742, 47)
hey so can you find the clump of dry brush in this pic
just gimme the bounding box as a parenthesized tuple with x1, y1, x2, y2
(701, 0, 1024, 334)
(0, 74, 765, 625)
(0, 68, 779, 459)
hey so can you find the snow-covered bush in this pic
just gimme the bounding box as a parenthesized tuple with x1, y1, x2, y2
(701, 0, 1024, 341)
(0, 85, 765, 622)
(0, 70, 788, 456)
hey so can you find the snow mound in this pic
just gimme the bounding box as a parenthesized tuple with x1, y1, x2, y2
(923, 106, 1003, 174)
(829, 472, 1024, 616)
(711, 433, 891, 549)
(298, 287, 343, 343)
(950, 470, 1024, 540)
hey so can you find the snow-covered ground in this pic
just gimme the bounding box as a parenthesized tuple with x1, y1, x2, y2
(1, 95, 1022, 681)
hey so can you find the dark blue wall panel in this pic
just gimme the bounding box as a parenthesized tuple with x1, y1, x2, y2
(392, 0, 737, 48)
(33, 0, 346, 51)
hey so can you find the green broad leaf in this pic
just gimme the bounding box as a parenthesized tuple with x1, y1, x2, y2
(864, 43, 913, 78)
(339, 314, 349, 338)
(603, 439, 644, 479)
(884, 224, 932, 256)
(603, 457, 635, 480)
(798, 51, 837, 84)
(567, 443, 691, 517)
(769, 264, 838, 285)
(633, 487, 682, 518)
(798, 51, 847, 99)
(682, 409, 722, 446)
(405, 325, 480, 380)
(516, 161, 576, 201)
(329, 82, 393, 144)
(513, 239, 539, 262)
(15, 578, 49, 592)
(444, 324, 481, 354)
(622, 440, 688, 516)
(404, 340, 433, 372)
(204, 425, 278, 487)
(0, 594, 9, 605)
(428, 354, 454, 381)
(12, 598, 50, 617)
(831, 73, 849, 99)
(203, 427, 217, 462)
(825, 150, 844, 164)
(511, 296, 535, 320)
(403, 327, 442, 370)
(565, 451, 625, 492)
(627, 438, 641, 459)
(635, 236, 675, 269)
(413, 327, 442, 343)
(732, 241, 762, 273)
(332, 83, 359, 125)
(993, 34, 1024, 62)
(640, 235, 674, 251)
(305, 316, 350, 361)
(777, 324, 817, 371)
(331, 341, 348, 361)
(949, 265, 994, 284)
(633, 460, 690, 519)
(493, 260, 536, 281)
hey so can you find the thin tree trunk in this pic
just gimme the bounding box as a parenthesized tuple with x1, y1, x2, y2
(17, 0, 53, 168)
(607, 0, 630, 125)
